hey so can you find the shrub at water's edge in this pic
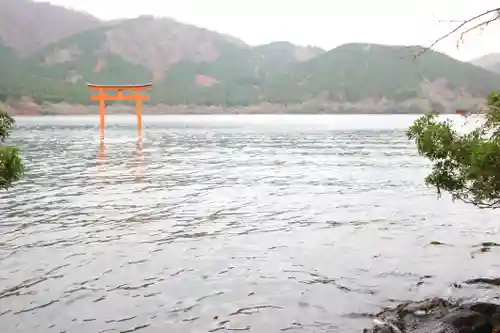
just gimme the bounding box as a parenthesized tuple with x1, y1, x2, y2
(0, 110, 24, 189)
(407, 90, 500, 209)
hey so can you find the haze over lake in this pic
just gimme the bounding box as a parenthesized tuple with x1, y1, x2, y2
(1, 115, 498, 333)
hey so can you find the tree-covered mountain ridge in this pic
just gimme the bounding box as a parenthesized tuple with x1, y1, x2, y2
(1, 0, 499, 114)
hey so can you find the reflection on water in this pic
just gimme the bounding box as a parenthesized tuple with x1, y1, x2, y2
(97, 137, 145, 184)
(99, 140, 106, 162)
(133, 138, 145, 184)
(98, 140, 107, 166)
(1, 115, 499, 333)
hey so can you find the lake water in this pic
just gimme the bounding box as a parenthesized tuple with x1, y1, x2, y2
(1, 115, 499, 333)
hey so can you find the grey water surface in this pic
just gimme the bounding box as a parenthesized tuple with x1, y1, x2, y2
(1, 114, 499, 333)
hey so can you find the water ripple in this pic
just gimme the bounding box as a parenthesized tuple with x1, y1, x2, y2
(1, 115, 498, 332)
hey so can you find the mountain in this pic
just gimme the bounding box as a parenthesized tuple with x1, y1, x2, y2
(0, 12, 328, 107)
(0, 0, 100, 56)
(486, 62, 500, 74)
(262, 44, 500, 109)
(1, 0, 499, 114)
(470, 53, 500, 74)
(255, 42, 325, 64)
(470, 53, 500, 68)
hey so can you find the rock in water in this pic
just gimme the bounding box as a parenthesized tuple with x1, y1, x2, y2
(364, 298, 500, 333)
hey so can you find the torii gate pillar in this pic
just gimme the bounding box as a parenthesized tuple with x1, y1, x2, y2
(87, 83, 153, 140)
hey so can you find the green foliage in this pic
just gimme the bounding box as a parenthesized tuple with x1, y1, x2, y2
(407, 91, 500, 208)
(0, 110, 24, 189)
(2, 34, 500, 107)
(263, 44, 500, 104)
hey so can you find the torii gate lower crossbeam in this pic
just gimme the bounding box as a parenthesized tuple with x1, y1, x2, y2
(87, 83, 153, 140)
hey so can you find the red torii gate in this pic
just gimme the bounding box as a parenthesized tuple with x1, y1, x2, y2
(87, 83, 153, 140)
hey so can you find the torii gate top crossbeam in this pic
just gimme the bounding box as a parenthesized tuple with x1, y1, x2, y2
(86, 83, 153, 91)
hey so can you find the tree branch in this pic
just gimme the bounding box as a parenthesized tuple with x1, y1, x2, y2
(414, 7, 500, 57)
(458, 12, 500, 42)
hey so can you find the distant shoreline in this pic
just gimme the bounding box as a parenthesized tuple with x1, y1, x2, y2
(1, 98, 486, 116)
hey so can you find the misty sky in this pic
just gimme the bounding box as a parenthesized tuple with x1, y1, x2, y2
(39, 0, 500, 61)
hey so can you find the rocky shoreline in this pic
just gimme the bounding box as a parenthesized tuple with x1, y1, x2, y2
(364, 277, 500, 333)
(365, 297, 500, 333)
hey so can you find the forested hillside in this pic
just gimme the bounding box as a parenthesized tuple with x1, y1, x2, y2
(1, 0, 499, 113)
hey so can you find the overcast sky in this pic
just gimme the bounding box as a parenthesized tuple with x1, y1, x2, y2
(39, 0, 500, 61)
